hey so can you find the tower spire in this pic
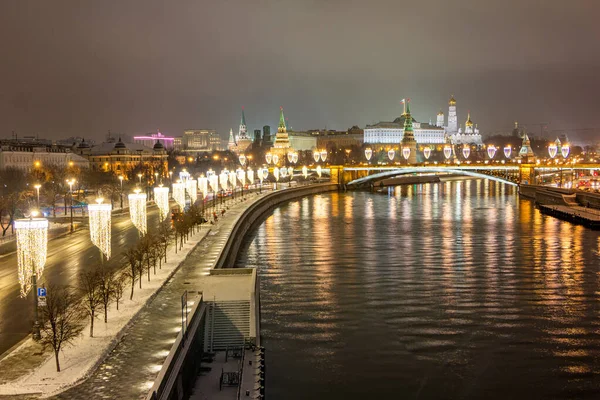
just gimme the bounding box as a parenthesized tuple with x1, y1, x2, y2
(278, 106, 287, 133)
(239, 107, 247, 137)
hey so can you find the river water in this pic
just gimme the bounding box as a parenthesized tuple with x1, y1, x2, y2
(236, 179, 600, 399)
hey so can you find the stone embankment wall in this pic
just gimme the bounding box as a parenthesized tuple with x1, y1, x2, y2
(215, 183, 339, 269)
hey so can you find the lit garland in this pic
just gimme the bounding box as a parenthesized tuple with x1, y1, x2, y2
(128, 191, 147, 235)
(186, 179, 197, 204)
(15, 218, 48, 297)
(288, 167, 294, 179)
(88, 199, 112, 260)
(229, 171, 237, 188)
(172, 182, 186, 209)
(154, 186, 170, 221)
(179, 170, 190, 182)
(209, 175, 219, 192)
(316, 165, 322, 177)
(247, 168, 254, 186)
(219, 172, 229, 191)
(257, 168, 264, 183)
(274, 167, 280, 181)
(198, 176, 208, 199)
(236, 168, 246, 186)
(320, 150, 327, 162)
(302, 166, 308, 179)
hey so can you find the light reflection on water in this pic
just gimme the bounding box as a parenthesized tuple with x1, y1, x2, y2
(237, 179, 600, 399)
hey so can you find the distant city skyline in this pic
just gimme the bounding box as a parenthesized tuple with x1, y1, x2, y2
(1, 1, 599, 144)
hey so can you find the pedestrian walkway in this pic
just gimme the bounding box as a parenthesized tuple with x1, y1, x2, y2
(53, 194, 267, 399)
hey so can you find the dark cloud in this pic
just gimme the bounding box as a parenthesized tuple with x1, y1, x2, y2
(1, 0, 599, 143)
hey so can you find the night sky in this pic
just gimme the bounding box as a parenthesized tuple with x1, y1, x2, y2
(1, 1, 599, 143)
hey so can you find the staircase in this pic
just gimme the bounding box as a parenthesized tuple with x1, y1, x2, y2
(205, 300, 251, 351)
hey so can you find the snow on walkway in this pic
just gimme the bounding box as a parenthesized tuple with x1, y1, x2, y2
(0, 226, 209, 398)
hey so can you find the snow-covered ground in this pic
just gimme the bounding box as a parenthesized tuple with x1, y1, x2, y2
(0, 226, 209, 398)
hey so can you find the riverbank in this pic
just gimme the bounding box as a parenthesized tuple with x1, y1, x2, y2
(538, 204, 600, 229)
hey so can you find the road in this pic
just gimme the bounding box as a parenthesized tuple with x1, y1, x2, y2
(0, 205, 160, 356)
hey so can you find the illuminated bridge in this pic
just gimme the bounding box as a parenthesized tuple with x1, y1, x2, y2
(317, 163, 600, 188)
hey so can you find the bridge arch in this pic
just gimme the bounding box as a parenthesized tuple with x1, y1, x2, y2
(346, 167, 518, 187)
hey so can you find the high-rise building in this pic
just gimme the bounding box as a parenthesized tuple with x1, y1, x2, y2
(253, 129, 262, 145)
(180, 129, 220, 151)
(262, 126, 271, 145)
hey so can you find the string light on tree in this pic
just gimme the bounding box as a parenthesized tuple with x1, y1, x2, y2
(88, 198, 112, 260)
(302, 166, 308, 179)
(154, 186, 170, 220)
(128, 189, 147, 235)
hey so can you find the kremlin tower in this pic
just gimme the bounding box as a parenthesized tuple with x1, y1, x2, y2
(271, 107, 292, 161)
(401, 100, 417, 164)
(447, 95, 458, 134)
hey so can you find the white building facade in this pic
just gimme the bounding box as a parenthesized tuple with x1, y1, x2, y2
(0, 145, 89, 171)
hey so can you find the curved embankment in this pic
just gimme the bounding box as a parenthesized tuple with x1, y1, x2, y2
(215, 183, 339, 269)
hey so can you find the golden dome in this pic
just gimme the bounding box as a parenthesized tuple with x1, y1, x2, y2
(437, 110, 444, 116)
(465, 111, 473, 127)
(449, 95, 456, 106)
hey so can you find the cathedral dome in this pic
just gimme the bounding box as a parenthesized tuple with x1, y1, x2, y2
(114, 137, 127, 149)
(77, 139, 90, 149)
(437, 110, 444, 116)
(465, 112, 474, 127)
(449, 95, 456, 106)
(153, 140, 164, 150)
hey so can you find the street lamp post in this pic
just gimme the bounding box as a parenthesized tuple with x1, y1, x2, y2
(119, 175, 124, 209)
(34, 184, 41, 208)
(66, 179, 75, 232)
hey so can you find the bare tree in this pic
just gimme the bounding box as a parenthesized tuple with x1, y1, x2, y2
(97, 267, 115, 323)
(125, 247, 139, 300)
(79, 270, 102, 337)
(112, 273, 126, 310)
(157, 220, 172, 263)
(39, 285, 84, 372)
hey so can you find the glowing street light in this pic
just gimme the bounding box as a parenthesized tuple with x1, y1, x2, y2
(504, 145, 512, 159)
(239, 154, 246, 166)
(316, 165, 322, 178)
(265, 153, 273, 164)
(272, 154, 280, 165)
(291, 152, 298, 164)
(274, 167, 280, 182)
(15, 213, 48, 340)
(487, 145, 497, 159)
(302, 166, 308, 179)
(88, 198, 112, 261)
(288, 167, 294, 180)
(198, 175, 209, 199)
(128, 189, 147, 235)
(365, 148, 373, 161)
(287, 152, 293, 163)
(137, 173, 143, 185)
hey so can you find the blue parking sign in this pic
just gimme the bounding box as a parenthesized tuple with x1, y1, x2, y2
(37, 288, 46, 297)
